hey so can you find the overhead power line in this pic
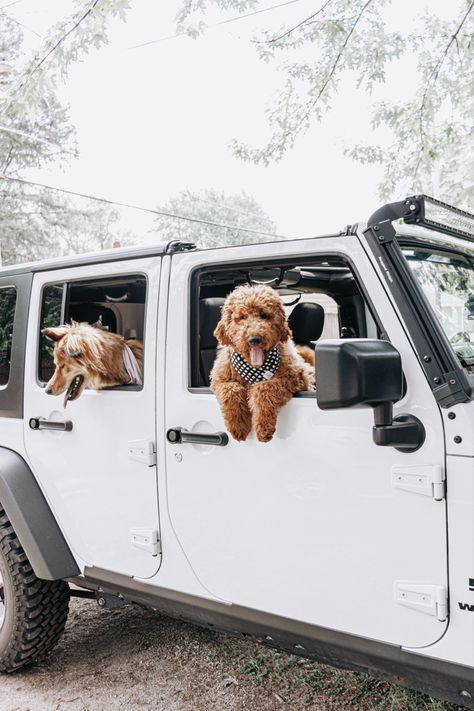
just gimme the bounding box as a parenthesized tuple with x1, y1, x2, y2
(0, 0, 25, 11)
(0, 175, 286, 239)
(130, 0, 303, 49)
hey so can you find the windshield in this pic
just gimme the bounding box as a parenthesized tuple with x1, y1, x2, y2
(401, 244, 474, 374)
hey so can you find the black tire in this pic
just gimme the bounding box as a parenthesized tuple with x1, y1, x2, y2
(0, 507, 70, 672)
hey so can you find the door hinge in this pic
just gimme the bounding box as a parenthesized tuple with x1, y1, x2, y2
(131, 528, 161, 556)
(127, 439, 156, 466)
(392, 464, 445, 500)
(395, 582, 448, 622)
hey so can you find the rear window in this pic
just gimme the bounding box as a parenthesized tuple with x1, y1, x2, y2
(0, 286, 17, 386)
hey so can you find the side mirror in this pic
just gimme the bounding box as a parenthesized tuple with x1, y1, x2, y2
(315, 339, 425, 452)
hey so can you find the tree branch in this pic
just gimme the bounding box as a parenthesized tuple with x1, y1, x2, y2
(17, 0, 102, 90)
(294, 0, 374, 138)
(259, 0, 334, 45)
(413, 0, 474, 183)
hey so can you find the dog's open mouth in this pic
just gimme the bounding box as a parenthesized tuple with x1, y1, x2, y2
(64, 375, 84, 407)
(249, 346, 265, 367)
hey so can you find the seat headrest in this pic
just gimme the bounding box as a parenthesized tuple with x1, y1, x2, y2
(68, 303, 117, 333)
(288, 302, 325, 344)
(199, 297, 225, 349)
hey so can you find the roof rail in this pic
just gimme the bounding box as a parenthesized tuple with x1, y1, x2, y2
(165, 241, 197, 253)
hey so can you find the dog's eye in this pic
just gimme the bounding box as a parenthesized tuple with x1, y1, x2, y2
(260, 312, 269, 320)
(237, 315, 247, 321)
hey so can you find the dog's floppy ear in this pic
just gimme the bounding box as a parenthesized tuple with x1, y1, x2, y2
(42, 326, 69, 342)
(64, 333, 82, 358)
(280, 322, 292, 343)
(276, 306, 292, 343)
(214, 316, 231, 346)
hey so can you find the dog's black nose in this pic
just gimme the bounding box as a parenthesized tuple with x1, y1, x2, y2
(249, 336, 262, 346)
(45, 386, 52, 394)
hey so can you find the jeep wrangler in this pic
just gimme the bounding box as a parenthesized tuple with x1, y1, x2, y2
(0, 195, 472, 707)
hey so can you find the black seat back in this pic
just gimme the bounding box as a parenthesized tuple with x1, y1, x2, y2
(199, 297, 225, 386)
(68, 303, 117, 332)
(288, 302, 325, 349)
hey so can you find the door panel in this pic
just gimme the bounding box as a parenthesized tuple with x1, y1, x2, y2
(164, 238, 448, 648)
(23, 258, 161, 579)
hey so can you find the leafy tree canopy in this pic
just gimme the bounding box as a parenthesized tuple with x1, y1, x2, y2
(153, 188, 277, 248)
(177, 0, 474, 208)
(0, 4, 131, 265)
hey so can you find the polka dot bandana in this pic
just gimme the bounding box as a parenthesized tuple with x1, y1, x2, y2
(231, 347, 281, 384)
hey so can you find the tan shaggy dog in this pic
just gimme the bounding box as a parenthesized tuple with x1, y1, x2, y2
(210, 284, 314, 443)
(42, 322, 143, 407)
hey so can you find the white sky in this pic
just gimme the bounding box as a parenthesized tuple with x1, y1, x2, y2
(7, 0, 454, 242)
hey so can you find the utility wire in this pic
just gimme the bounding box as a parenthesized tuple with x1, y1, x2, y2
(0, 0, 25, 11)
(189, 192, 268, 222)
(0, 174, 285, 239)
(130, 0, 303, 49)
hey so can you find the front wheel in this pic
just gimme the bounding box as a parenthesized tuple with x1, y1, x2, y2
(0, 508, 70, 672)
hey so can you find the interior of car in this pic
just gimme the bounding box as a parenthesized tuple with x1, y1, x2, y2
(39, 276, 146, 383)
(191, 256, 382, 389)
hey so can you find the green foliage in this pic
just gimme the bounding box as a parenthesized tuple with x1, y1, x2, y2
(0, 287, 16, 384)
(0, 4, 132, 265)
(153, 188, 277, 248)
(177, 0, 474, 208)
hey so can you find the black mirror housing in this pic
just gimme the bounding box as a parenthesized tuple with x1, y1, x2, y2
(315, 339, 403, 410)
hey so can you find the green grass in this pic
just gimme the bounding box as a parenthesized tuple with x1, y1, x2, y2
(182, 624, 466, 710)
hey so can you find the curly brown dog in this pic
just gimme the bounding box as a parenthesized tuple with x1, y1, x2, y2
(210, 284, 314, 443)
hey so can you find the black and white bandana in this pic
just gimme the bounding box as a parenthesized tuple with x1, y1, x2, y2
(231, 346, 281, 384)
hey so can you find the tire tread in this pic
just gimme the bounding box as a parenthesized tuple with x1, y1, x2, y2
(0, 507, 70, 672)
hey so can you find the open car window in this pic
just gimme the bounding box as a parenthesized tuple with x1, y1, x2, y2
(38, 275, 147, 385)
(190, 256, 382, 389)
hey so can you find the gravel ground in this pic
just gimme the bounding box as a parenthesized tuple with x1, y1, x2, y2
(0, 598, 466, 711)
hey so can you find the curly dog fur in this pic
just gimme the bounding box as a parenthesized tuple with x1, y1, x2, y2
(210, 284, 314, 442)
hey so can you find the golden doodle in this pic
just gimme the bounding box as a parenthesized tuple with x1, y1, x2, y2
(210, 284, 315, 443)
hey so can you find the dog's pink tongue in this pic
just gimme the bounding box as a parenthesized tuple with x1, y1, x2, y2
(250, 346, 264, 367)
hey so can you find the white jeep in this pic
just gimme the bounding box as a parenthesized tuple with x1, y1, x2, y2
(0, 195, 472, 707)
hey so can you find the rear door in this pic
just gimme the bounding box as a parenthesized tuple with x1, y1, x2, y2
(164, 237, 448, 649)
(24, 257, 161, 579)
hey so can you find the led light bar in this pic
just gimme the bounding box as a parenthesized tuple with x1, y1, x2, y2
(367, 194, 474, 242)
(405, 195, 474, 241)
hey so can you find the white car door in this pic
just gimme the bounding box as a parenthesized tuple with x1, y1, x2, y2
(24, 257, 161, 579)
(164, 237, 448, 649)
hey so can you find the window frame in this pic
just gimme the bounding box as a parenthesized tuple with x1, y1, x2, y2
(187, 252, 386, 394)
(0, 272, 33, 419)
(37, 272, 148, 391)
(0, 285, 18, 390)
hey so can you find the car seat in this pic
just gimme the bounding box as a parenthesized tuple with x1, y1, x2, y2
(199, 297, 225, 386)
(68, 304, 117, 333)
(288, 302, 325, 350)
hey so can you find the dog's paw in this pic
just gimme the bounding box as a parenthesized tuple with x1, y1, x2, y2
(255, 424, 275, 443)
(228, 425, 251, 442)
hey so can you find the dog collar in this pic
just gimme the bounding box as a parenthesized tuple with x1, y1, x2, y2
(122, 343, 143, 385)
(231, 346, 280, 384)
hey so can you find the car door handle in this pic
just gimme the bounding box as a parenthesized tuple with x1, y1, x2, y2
(29, 417, 73, 432)
(166, 427, 228, 446)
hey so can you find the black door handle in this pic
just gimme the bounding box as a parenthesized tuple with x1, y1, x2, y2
(167, 427, 228, 446)
(29, 417, 73, 432)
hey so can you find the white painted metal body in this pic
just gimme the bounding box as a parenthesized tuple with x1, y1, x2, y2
(0, 229, 470, 672)
(23, 258, 162, 579)
(162, 236, 449, 649)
